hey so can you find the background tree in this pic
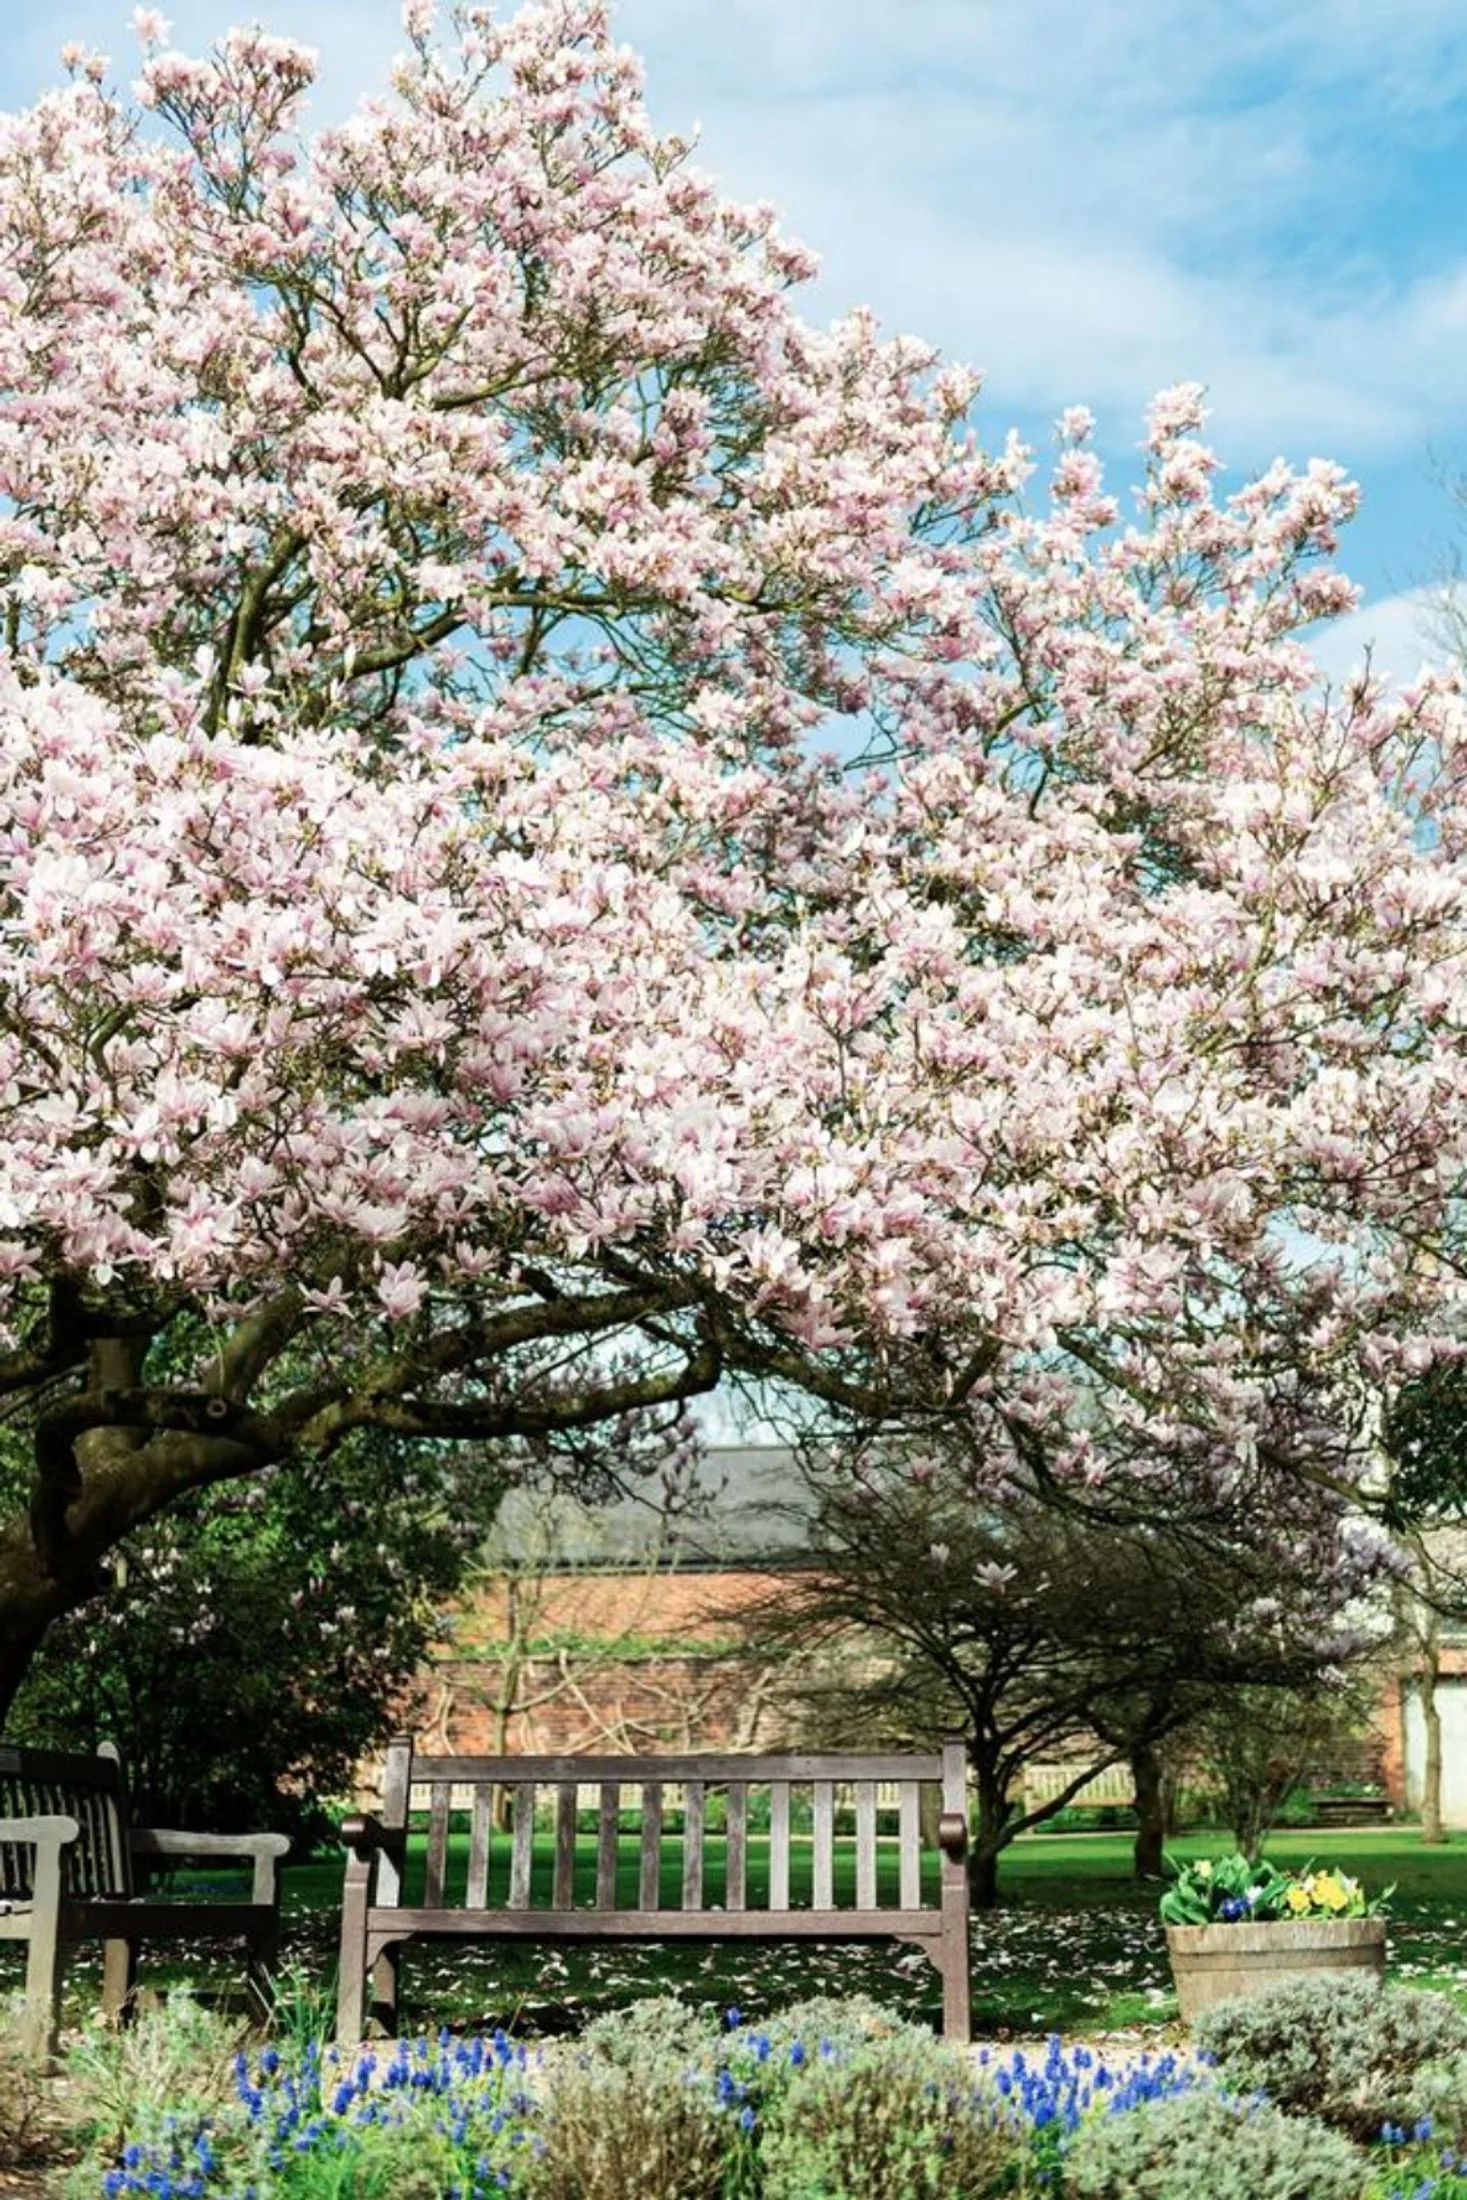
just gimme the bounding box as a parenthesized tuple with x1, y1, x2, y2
(3, 1431, 483, 1843)
(1380, 1364, 1467, 1842)
(1182, 1678, 1381, 1862)
(736, 1451, 1385, 1904)
(0, 1, 1464, 1713)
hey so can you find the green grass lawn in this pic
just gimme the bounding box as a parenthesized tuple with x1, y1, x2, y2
(8, 1822, 1466, 2041)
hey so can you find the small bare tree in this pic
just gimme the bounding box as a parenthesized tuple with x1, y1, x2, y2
(733, 1456, 1382, 1905)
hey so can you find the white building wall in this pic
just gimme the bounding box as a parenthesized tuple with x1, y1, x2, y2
(1402, 1678, 1467, 1828)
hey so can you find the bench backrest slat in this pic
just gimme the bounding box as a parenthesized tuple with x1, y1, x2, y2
(855, 1782, 877, 1911)
(638, 1781, 662, 1912)
(423, 1783, 450, 1908)
(553, 1784, 577, 1911)
(681, 1781, 704, 1909)
(812, 1780, 834, 1908)
(466, 1788, 493, 1908)
(596, 1782, 619, 1908)
(898, 1779, 922, 1910)
(725, 1781, 747, 1912)
(508, 1784, 534, 1909)
(0, 1743, 131, 1901)
(768, 1783, 790, 1912)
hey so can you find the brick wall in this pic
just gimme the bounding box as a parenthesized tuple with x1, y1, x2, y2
(356, 1568, 794, 1798)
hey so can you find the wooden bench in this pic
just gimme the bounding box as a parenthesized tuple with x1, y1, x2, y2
(1310, 1794, 1392, 1827)
(338, 1738, 971, 2044)
(0, 1741, 289, 2058)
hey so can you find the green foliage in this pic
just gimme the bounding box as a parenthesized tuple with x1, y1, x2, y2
(756, 2028, 1020, 2200)
(526, 2056, 727, 2200)
(1062, 2088, 1366, 2200)
(1368, 2147, 1467, 2200)
(1159, 1851, 1388, 1925)
(1183, 1681, 1382, 1862)
(1194, 1974, 1467, 2141)
(1384, 1359, 1467, 1527)
(6, 1429, 482, 1843)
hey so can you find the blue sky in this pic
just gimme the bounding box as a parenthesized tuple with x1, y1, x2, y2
(4, 0, 1467, 682)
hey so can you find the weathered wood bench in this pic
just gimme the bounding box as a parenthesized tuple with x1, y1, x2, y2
(0, 1741, 290, 2058)
(338, 1738, 971, 2043)
(1311, 1794, 1392, 1827)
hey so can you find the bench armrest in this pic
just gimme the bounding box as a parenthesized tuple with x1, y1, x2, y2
(937, 1811, 968, 1863)
(0, 1813, 80, 1850)
(0, 1814, 79, 1921)
(130, 1828, 290, 1905)
(339, 1813, 405, 1863)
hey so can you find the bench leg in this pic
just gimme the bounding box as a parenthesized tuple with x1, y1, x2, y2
(336, 1866, 370, 2046)
(21, 1923, 65, 2064)
(101, 1936, 137, 2026)
(369, 1944, 401, 2039)
(940, 1931, 971, 2044)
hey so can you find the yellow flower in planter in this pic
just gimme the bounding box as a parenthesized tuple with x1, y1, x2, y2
(1285, 1884, 1313, 1915)
(1313, 1872, 1350, 1913)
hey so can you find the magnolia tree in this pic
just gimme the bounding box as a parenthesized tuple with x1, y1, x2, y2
(0, 0, 1465, 1710)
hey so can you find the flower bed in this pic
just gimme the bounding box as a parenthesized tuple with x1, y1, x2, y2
(56, 1974, 1467, 2200)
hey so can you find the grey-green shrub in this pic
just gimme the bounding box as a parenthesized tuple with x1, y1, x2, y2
(1063, 2089, 1365, 2200)
(61, 1991, 247, 2156)
(1194, 1973, 1467, 2139)
(0, 1996, 44, 2168)
(756, 1992, 903, 2060)
(1403, 2052, 1467, 2145)
(577, 1993, 718, 2071)
(527, 2057, 727, 2200)
(757, 2028, 1019, 2200)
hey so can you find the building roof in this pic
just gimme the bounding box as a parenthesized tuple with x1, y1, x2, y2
(490, 1445, 811, 1569)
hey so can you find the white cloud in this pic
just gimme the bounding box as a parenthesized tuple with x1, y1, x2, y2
(1306, 586, 1455, 689)
(9, 0, 1467, 485)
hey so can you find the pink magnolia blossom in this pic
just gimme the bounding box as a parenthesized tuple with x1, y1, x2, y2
(0, 0, 1463, 1699)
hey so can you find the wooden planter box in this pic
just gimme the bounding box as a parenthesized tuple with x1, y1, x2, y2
(1165, 1916, 1386, 2024)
